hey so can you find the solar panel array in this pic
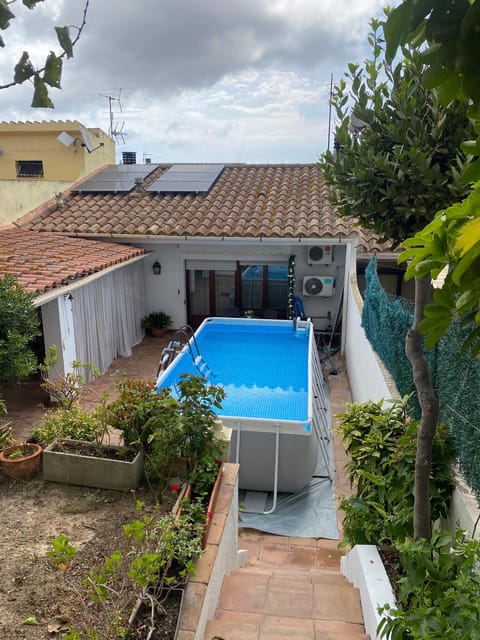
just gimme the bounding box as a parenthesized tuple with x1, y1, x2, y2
(148, 164, 224, 194)
(73, 164, 159, 193)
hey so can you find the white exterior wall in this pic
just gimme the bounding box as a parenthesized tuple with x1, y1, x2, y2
(137, 239, 348, 331)
(344, 249, 400, 403)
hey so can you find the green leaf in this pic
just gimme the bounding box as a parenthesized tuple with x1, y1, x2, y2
(384, 0, 417, 62)
(461, 139, 480, 156)
(436, 72, 462, 105)
(14, 51, 35, 83)
(31, 75, 54, 108)
(43, 51, 62, 88)
(462, 157, 480, 184)
(55, 26, 73, 58)
(0, 0, 15, 30)
(422, 65, 450, 89)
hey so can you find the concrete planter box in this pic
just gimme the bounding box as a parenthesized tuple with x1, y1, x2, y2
(341, 545, 396, 640)
(42, 439, 143, 491)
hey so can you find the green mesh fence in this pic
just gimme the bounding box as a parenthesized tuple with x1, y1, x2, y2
(362, 257, 417, 407)
(362, 257, 480, 500)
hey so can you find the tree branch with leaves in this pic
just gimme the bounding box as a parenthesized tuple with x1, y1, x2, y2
(319, 16, 473, 540)
(384, 0, 480, 357)
(0, 0, 90, 107)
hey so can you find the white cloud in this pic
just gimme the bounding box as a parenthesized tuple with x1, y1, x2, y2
(0, 0, 390, 162)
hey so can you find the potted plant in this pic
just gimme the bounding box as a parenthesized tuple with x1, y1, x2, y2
(0, 440, 43, 480)
(0, 403, 42, 480)
(141, 311, 172, 337)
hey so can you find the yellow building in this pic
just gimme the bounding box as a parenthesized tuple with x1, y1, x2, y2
(0, 120, 115, 224)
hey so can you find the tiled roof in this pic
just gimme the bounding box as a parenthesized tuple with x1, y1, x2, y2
(20, 163, 361, 240)
(0, 227, 146, 295)
(0, 120, 85, 131)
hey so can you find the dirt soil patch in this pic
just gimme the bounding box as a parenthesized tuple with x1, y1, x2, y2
(0, 473, 176, 639)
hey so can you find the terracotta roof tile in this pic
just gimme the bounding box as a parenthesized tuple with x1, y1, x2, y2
(16, 163, 391, 252)
(0, 227, 146, 295)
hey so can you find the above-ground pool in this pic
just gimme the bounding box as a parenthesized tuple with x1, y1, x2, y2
(156, 317, 330, 499)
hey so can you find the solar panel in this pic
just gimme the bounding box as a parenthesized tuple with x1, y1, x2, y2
(148, 164, 224, 193)
(73, 164, 159, 193)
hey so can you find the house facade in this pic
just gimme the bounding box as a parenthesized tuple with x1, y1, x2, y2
(19, 162, 384, 339)
(0, 120, 115, 224)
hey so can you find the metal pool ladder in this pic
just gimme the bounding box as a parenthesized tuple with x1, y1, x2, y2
(157, 324, 215, 380)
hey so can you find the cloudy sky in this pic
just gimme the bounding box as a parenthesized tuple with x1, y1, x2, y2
(1, 0, 389, 164)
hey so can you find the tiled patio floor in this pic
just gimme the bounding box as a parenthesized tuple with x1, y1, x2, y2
(4, 334, 367, 639)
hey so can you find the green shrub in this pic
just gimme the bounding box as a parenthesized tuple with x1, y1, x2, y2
(337, 398, 455, 546)
(0, 274, 40, 388)
(106, 378, 178, 451)
(31, 403, 105, 444)
(378, 530, 480, 639)
(107, 374, 225, 494)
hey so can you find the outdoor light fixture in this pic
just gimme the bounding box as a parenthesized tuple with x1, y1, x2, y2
(152, 261, 162, 275)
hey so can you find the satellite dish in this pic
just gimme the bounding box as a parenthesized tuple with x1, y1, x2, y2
(350, 112, 368, 136)
(57, 131, 75, 147)
(80, 128, 94, 152)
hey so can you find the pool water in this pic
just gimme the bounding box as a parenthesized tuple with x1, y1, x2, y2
(156, 318, 310, 424)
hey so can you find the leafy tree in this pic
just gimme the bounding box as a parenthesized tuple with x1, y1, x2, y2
(384, 0, 480, 356)
(319, 18, 473, 540)
(400, 191, 480, 355)
(0, 274, 40, 389)
(0, 0, 90, 107)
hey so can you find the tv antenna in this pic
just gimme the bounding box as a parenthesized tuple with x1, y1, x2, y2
(100, 89, 129, 145)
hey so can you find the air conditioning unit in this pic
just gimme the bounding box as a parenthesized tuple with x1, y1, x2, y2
(307, 245, 333, 265)
(303, 275, 334, 297)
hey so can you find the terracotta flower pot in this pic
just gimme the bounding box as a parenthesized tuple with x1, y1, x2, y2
(0, 443, 42, 479)
(151, 327, 168, 338)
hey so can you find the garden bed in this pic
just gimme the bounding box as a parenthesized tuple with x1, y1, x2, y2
(0, 474, 177, 639)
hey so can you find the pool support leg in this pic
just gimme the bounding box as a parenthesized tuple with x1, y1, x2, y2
(263, 424, 280, 515)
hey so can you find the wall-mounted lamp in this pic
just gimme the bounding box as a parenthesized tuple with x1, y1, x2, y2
(64, 292, 74, 302)
(152, 261, 162, 275)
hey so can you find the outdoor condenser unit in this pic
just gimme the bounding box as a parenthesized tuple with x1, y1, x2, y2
(307, 245, 333, 265)
(302, 275, 334, 297)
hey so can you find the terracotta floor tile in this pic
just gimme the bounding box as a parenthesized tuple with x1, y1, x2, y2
(206, 611, 263, 640)
(204, 619, 260, 640)
(238, 538, 261, 562)
(240, 528, 263, 542)
(313, 583, 363, 623)
(217, 572, 269, 613)
(313, 619, 367, 639)
(264, 577, 314, 618)
(258, 614, 315, 639)
(260, 533, 290, 545)
(288, 535, 317, 547)
(258, 543, 290, 565)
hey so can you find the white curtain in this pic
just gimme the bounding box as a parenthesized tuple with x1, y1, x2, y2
(72, 261, 145, 379)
